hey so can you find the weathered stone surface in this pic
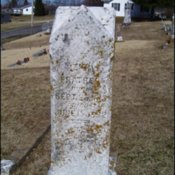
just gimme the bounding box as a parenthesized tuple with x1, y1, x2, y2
(50, 6, 115, 42)
(171, 15, 174, 39)
(1, 160, 14, 175)
(49, 5, 115, 175)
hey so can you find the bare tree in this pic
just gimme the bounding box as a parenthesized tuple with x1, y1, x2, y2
(10, 0, 18, 7)
(24, 0, 29, 6)
(1, 0, 11, 9)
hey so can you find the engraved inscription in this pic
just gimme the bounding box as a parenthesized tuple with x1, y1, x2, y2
(49, 6, 115, 175)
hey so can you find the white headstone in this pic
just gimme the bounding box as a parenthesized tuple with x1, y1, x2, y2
(123, 2, 132, 25)
(1, 160, 14, 175)
(171, 15, 174, 39)
(117, 36, 123, 42)
(49, 5, 116, 175)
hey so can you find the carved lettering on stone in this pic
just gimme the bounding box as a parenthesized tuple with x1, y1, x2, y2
(49, 5, 116, 175)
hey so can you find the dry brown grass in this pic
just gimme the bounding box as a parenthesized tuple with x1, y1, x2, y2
(112, 40, 174, 175)
(1, 47, 49, 70)
(3, 32, 50, 49)
(1, 67, 50, 160)
(1, 32, 50, 70)
(12, 131, 51, 175)
(111, 22, 174, 175)
(1, 15, 54, 32)
(1, 21, 174, 175)
(121, 21, 172, 41)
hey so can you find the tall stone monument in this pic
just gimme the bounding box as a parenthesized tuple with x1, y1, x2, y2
(49, 5, 116, 175)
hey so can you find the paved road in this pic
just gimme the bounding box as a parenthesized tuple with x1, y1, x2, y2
(1, 21, 53, 39)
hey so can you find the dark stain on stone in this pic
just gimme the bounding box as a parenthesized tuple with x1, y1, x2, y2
(79, 64, 89, 71)
(93, 79, 100, 93)
(61, 73, 64, 82)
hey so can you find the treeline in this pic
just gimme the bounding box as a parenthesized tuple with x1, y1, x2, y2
(133, 0, 173, 8)
(133, 0, 173, 18)
(2, 0, 105, 16)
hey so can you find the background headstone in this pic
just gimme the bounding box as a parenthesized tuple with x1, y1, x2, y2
(171, 15, 174, 39)
(1, 160, 14, 175)
(49, 5, 116, 175)
(116, 24, 123, 42)
(123, 2, 132, 25)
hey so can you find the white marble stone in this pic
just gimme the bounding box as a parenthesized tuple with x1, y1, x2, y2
(49, 5, 116, 175)
(1, 160, 14, 175)
(117, 36, 123, 42)
(171, 15, 174, 39)
(123, 2, 132, 25)
(50, 6, 115, 43)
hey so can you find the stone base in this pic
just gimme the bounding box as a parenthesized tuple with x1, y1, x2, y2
(48, 168, 116, 175)
(108, 169, 117, 175)
(48, 156, 117, 175)
(1, 160, 14, 175)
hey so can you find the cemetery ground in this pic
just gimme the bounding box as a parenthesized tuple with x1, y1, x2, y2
(1, 15, 54, 32)
(1, 20, 174, 175)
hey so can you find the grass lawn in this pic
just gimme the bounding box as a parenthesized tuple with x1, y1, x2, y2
(1, 67, 50, 162)
(1, 20, 174, 175)
(1, 35, 30, 44)
(1, 15, 54, 32)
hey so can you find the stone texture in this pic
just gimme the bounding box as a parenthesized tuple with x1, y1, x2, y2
(49, 5, 115, 175)
(1, 160, 14, 175)
(171, 15, 174, 39)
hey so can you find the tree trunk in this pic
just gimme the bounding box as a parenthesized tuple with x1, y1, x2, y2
(150, 6, 155, 20)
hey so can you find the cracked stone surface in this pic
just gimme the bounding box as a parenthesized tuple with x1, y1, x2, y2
(49, 5, 116, 175)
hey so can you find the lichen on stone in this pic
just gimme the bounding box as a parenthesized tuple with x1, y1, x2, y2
(79, 63, 89, 71)
(92, 79, 101, 93)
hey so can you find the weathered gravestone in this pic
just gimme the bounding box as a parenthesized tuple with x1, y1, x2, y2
(171, 15, 174, 39)
(1, 160, 14, 175)
(116, 24, 123, 42)
(49, 5, 116, 175)
(123, 2, 132, 25)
